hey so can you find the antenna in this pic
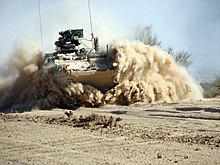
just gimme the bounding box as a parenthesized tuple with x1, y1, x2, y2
(37, 0, 43, 48)
(87, 0, 94, 39)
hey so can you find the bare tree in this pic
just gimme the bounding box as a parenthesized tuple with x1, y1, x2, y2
(134, 24, 192, 68)
(167, 46, 174, 55)
(135, 24, 162, 47)
(173, 50, 192, 69)
(166, 47, 192, 69)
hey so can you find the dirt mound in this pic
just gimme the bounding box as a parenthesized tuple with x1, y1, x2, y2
(0, 112, 122, 129)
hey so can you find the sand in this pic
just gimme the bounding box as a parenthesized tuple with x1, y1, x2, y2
(0, 98, 219, 165)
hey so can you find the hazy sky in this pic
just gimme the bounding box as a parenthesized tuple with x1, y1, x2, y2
(0, 0, 220, 82)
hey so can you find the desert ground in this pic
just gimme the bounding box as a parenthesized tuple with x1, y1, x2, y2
(0, 98, 220, 165)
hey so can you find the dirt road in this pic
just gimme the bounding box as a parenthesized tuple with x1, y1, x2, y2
(0, 98, 220, 164)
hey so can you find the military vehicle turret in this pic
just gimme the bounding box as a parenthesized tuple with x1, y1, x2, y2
(44, 29, 118, 92)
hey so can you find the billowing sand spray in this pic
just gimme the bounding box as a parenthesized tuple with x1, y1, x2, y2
(0, 41, 44, 111)
(0, 41, 105, 111)
(0, 40, 203, 112)
(104, 40, 202, 105)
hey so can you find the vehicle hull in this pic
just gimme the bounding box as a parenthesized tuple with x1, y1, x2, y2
(54, 69, 117, 92)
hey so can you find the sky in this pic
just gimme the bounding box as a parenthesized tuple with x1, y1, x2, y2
(0, 0, 220, 82)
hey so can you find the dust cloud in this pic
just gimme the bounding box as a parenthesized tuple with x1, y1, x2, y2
(104, 40, 203, 105)
(0, 40, 203, 112)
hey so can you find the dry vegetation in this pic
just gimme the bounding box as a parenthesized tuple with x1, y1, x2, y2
(200, 76, 220, 98)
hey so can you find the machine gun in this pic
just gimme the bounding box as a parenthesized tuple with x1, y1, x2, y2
(55, 29, 84, 54)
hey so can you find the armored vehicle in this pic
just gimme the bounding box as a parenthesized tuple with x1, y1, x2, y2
(44, 29, 118, 92)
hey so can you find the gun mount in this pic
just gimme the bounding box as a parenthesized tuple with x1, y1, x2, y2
(54, 29, 83, 54)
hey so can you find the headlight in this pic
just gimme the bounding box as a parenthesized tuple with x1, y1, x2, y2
(112, 62, 118, 67)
